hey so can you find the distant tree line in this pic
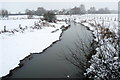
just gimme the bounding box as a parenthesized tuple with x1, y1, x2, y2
(0, 4, 117, 18)
(25, 7, 46, 16)
(50, 5, 86, 15)
(87, 7, 111, 14)
(57, 5, 111, 15)
(24, 5, 114, 16)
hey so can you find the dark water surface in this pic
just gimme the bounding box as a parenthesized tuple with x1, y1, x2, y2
(7, 22, 93, 78)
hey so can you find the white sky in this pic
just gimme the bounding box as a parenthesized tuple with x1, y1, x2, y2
(0, 0, 119, 2)
(0, 0, 119, 13)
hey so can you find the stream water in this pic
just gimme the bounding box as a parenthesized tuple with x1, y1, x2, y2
(5, 22, 93, 78)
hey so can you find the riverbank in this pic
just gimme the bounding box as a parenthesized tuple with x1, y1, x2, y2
(0, 19, 69, 78)
(2, 22, 70, 79)
(72, 14, 119, 79)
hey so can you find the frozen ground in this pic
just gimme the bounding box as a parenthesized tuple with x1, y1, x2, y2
(0, 17, 68, 77)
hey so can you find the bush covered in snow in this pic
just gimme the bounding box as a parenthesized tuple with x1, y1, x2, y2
(43, 11, 56, 22)
(83, 18, 120, 80)
(85, 30, 119, 79)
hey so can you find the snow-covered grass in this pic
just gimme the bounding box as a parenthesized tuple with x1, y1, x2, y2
(0, 17, 68, 77)
(0, 15, 42, 20)
(0, 19, 39, 31)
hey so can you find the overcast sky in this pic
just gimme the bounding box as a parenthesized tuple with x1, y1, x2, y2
(0, 0, 119, 13)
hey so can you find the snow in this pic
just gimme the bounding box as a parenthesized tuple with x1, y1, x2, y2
(0, 15, 41, 20)
(67, 75, 70, 78)
(0, 19, 38, 31)
(0, 17, 68, 77)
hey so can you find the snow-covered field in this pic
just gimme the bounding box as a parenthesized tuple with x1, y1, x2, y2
(0, 16, 68, 77)
(0, 15, 42, 20)
(0, 19, 38, 31)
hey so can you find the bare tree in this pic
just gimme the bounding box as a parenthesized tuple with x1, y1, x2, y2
(0, 9, 8, 18)
(80, 4, 86, 14)
(87, 7, 96, 14)
(36, 7, 46, 16)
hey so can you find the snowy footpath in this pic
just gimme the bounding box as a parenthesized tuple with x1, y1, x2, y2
(0, 18, 68, 77)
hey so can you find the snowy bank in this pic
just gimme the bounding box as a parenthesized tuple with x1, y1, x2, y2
(0, 19, 68, 77)
(78, 15, 119, 79)
(58, 14, 119, 79)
